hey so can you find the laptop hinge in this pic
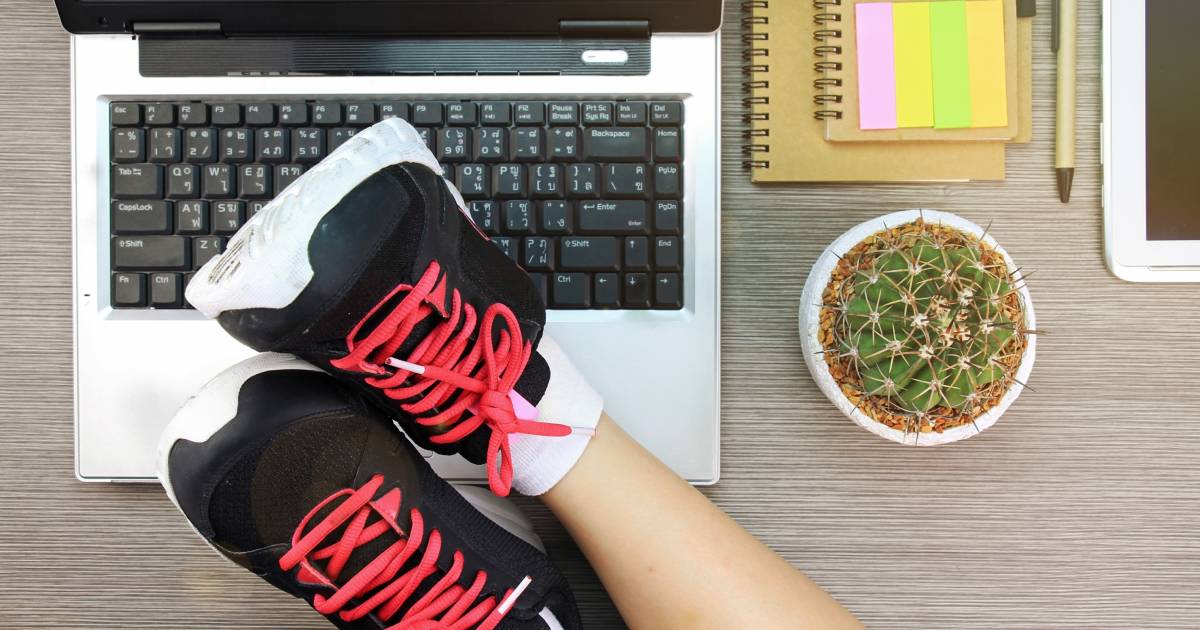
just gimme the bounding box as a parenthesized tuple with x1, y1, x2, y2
(131, 21, 223, 36)
(558, 20, 650, 39)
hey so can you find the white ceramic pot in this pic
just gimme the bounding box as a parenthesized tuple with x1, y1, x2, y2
(798, 210, 1036, 445)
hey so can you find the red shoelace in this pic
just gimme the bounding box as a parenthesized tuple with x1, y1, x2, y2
(329, 261, 571, 496)
(278, 474, 532, 630)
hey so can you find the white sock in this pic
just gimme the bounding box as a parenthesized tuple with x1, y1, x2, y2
(509, 335, 603, 496)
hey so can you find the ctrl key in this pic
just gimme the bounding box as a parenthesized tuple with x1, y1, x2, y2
(551, 272, 590, 308)
(112, 273, 145, 307)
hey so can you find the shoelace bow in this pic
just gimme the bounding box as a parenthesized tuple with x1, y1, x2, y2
(278, 474, 532, 630)
(329, 262, 571, 496)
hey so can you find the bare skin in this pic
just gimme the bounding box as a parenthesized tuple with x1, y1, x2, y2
(541, 415, 864, 630)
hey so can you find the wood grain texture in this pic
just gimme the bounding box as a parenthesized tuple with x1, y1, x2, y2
(1, 1, 1197, 628)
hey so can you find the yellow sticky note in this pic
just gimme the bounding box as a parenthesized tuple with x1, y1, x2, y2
(965, 0, 1007, 127)
(893, 2, 934, 128)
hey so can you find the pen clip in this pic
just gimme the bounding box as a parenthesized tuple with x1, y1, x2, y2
(1051, 0, 1060, 53)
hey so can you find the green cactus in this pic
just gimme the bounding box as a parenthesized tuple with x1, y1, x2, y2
(829, 221, 1024, 418)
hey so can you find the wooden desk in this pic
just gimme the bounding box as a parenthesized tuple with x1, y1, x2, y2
(2, 1, 1197, 627)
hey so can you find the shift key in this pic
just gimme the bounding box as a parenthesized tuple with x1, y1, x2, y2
(112, 236, 190, 271)
(112, 164, 164, 199)
(560, 236, 619, 270)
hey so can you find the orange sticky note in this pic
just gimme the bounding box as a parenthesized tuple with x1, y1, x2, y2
(965, 0, 1008, 127)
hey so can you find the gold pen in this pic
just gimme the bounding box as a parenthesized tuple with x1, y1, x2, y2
(1054, 0, 1077, 203)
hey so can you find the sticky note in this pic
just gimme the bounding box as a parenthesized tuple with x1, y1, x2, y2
(965, 0, 1008, 127)
(892, 2, 934, 128)
(929, 0, 972, 128)
(855, 3, 897, 130)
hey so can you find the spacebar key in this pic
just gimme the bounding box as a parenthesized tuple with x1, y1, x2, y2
(112, 236, 190, 271)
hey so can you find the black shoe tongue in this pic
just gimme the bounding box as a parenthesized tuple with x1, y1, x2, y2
(298, 488, 409, 593)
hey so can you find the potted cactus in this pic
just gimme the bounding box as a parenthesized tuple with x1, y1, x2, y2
(798, 210, 1036, 445)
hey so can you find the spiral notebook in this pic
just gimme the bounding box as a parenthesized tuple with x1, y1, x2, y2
(742, 0, 1006, 183)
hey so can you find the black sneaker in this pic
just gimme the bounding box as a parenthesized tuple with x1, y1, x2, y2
(185, 119, 602, 496)
(157, 352, 581, 630)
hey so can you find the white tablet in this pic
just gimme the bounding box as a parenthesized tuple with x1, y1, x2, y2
(1104, 0, 1200, 282)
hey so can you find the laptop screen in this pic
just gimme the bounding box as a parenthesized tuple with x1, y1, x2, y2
(1145, 0, 1200, 240)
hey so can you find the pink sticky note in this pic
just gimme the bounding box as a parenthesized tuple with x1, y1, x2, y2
(856, 3, 898, 130)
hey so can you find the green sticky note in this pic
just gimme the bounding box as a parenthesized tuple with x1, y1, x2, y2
(929, 0, 971, 129)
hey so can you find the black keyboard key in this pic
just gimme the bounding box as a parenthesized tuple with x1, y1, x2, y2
(603, 164, 648, 198)
(144, 103, 175, 126)
(278, 103, 309, 126)
(560, 236, 619, 271)
(184, 128, 216, 163)
(624, 273, 651, 308)
(178, 103, 209, 126)
(292, 128, 325, 163)
(655, 200, 682, 234)
(112, 164, 163, 199)
(473, 128, 507, 161)
(380, 102, 408, 121)
(582, 102, 614, 126)
(312, 103, 343, 126)
(112, 129, 144, 163)
(579, 200, 649, 234)
(275, 164, 305, 195)
(193, 236, 224, 269)
(479, 102, 511, 125)
(548, 102, 579, 125)
(528, 272, 548, 305)
(411, 102, 443, 125)
(244, 103, 275, 126)
(549, 127, 580, 161)
(523, 236, 553, 270)
(446, 103, 477, 125)
(468, 201, 499, 235)
(202, 164, 235, 198)
(112, 272, 146, 307)
(113, 236, 189, 271)
(417, 128, 434, 152)
(541, 201, 571, 233)
(149, 128, 180, 163)
(256, 128, 290, 163)
(514, 102, 544, 124)
(624, 236, 651, 270)
(112, 200, 172, 234)
(567, 164, 599, 198)
(329, 128, 359, 152)
(167, 164, 199, 199)
(511, 128, 544, 161)
(149, 272, 183, 308)
(344, 102, 377, 126)
(456, 164, 490, 198)
(616, 102, 647, 125)
(654, 164, 682, 197)
(655, 273, 682, 308)
(492, 236, 517, 262)
(583, 127, 649, 161)
(655, 236, 681, 271)
(221, 129, 253, 162)
(551, 272, 590, 308)
(176, 200, 209, 235)
(530, 164, 562, 198)
(247, 201, 268, 220)
(654, 127, 682, 161)
(438, 128, 471, 161)
(213, 201, 245, 234)
(594, 273, 620, 308)
(211, 103, 242, 126)
(238, 164, 272, 199)
(650, 101, 683, 125)
(503, 200, 535, 233)
(111, 103, 141, 126)
(493, 164, 527, 197)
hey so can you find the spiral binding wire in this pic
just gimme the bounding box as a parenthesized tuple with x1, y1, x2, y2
(741, 0, 771, 168)
(812, 0, 845, 120)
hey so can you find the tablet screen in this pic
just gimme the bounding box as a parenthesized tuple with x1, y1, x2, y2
(1146, 1, 1200, 240)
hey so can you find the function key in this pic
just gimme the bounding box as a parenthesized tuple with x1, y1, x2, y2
(278, 103, 309, 126)
(582, 102, 614, 126)
(514, 102, 544, 124)
(344, 102, 377, 125)
(380, 102, 409, 121)
(178, 103, 209, 126)
(312, 103, 343, 126)
(446, 103, 477, 125)
(616, 102, 647, 125)
(110, 103, 142, 126)
(244, 103, 276, 126)
(411, 102, 443, 126)
(650, 101, 683, 125)
(144, 103, 176, 126)
(479, 102, 511, 125)
(211, 103, 242, 126)
(112, 273, 146, 308)
(548, 102, 579, 125)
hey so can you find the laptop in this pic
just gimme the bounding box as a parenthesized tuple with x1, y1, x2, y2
(58, 0, 723, 484)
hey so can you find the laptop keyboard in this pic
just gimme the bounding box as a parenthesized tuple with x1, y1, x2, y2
(108, 98, 685, 311)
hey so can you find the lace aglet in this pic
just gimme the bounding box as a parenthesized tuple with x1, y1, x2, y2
(497, 575, 533, 615)
(570, 426, 596, 438)
(383, 357, 425, 375)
